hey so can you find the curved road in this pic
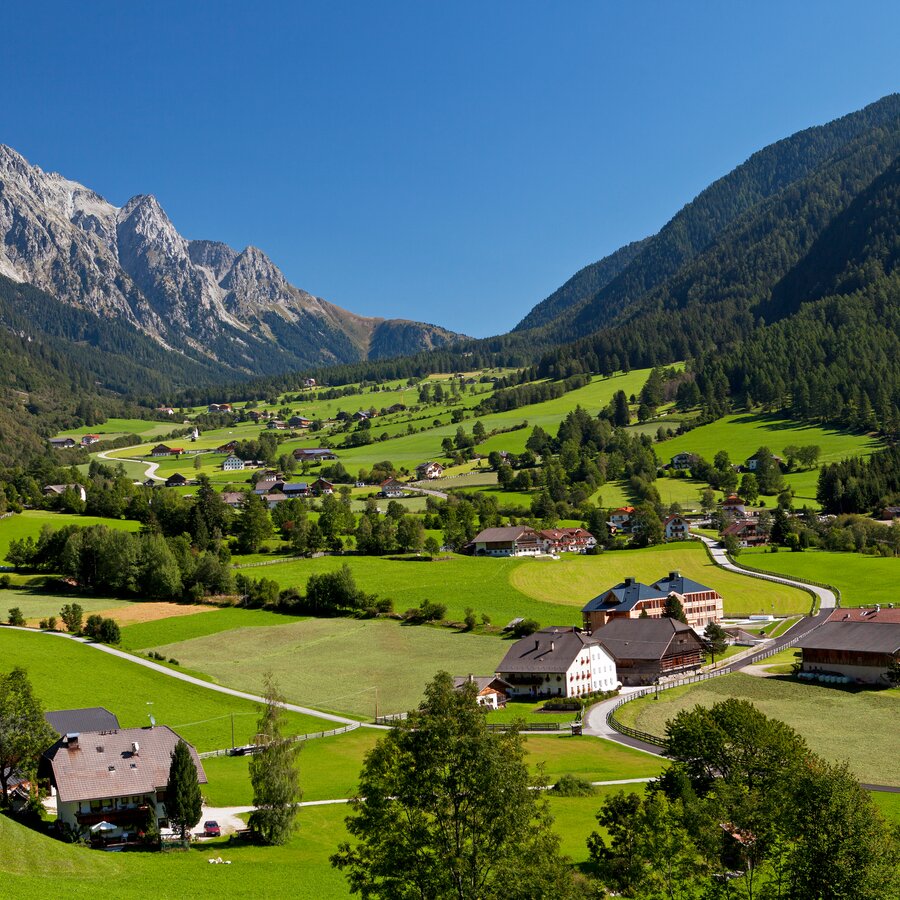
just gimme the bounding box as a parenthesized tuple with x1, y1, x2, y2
(96, 445, 164, 482)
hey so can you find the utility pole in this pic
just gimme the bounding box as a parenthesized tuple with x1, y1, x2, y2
(374, 686, 379, 722)
(231, 713, 235, 750)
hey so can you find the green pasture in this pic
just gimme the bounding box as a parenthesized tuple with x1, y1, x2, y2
(615, 673, 900, 786)
(526, 734, 663, 784)
(0, 510, 142, 563)
(507, 542, 811, 617)
(0, 628, 329, 751)
(740, 548, 899, 607)
(485, 699, 579, 726)
(0, 590, 129, 625)
(149, 618, 506, 718)
(54, 418, 178, 440)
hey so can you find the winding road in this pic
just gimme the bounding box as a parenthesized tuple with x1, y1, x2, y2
(96, 445, 164, 482)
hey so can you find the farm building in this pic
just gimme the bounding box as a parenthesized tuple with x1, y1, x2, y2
(472, 526, 542, 557)
(593, 617, 705, 685)
(379, 478, 405, 498)
(41, 725, 206, 842)
(663, 514, 690, 541)
(312, 478, 334, 496)
(81, 434, 101, 447)
(222, 455, 245, 471)
(165, 473, 188, 488)
(452, 675, 512, 709)
(150, 444, 183, 458)
(608, 506, 635, 534)
(722, 518, 767, 547)
(49, 438, 77, 449)
(582, 572, 723, 631)
(415, 461, 444, 480)
(43, 484, 87, 502)
(496, 626, 619, 699)
(293, 448, 338, 462)
(538, 527, 596, 554)
(796, 607, 900, 684)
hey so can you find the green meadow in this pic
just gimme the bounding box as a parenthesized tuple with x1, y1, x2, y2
(54, 417, 178, 441)
(0, 510, 142, 563)
(0, 589, 129, 625)
(616, 673, 900, 786)
(740, 548, 900, 607)
(0, 628, 328, 750)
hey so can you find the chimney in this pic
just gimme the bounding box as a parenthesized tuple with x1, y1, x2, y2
(550, 641, 555, 652)
(131, 742, 140, 755)
(65, 732, 79, 748)
(624, 577, 635, 586)
(534, 639, 540, 651)
(669, 571, 680, 580)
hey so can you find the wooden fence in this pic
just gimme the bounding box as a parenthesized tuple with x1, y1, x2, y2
(199, 722, 360, 758)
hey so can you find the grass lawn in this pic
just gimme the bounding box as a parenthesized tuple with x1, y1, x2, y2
(54, 418, 178, 440)
(508, 542, 811, 617)
(0, 510, 142, 563)
(740, 548, 900, 607)
(119, 607, 308, 650)
(0, 629, 330, 751)
(150, 618, 507, 718)
(615, 673, 900, 785)
(0, 590, 130, 626)
(526, 735, 663, 784)
(0, 806, 351, 900)
(485, 699, 580, 726)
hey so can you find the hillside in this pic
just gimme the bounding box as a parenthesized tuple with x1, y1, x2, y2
(0, 145, 462, 375)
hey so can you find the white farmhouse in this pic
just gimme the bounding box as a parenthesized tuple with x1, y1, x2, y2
(222, 455, 245, 471)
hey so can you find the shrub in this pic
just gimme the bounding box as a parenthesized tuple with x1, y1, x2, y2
(7, 607, 25, 627)
(511, 618, 540, 638)
(0, 574, 11, 588)
(84, 614, 103, 639)
(98, 618, 120, 644)
(463, 607, 477, 631)
(47, 615, 56, 631)
(551, 774, 596, 797)
(168, 658, 180, 666)
(39, 618, 49, 630)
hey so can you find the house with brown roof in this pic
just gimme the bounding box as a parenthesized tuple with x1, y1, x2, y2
(452, 675, 512, 709)
(415, 461, 444, 480)
(797, 606, 900, 683)
(41, 725, 206, 841)
(591, 617, 705, 685)
(722, 518, 767, 547)
(165, 473, 188, 488)
(312, 478, 334, 496)
(379, 478, 406, 498)
(150, 444, 183, 458)
(495, 627, 619, 698)
(538, 527, 596, 554)
(43, 484, 87, 503)
(288, 415, 312, 428)
(293, 448, 338, 462)
(608, 506, 635, 534)
(721, 494, 747, 520)
(81, 434, 101, 447)
(49, 437, 77, 449)
(472, 526, 542, 557)
(663, 514, 690, 541)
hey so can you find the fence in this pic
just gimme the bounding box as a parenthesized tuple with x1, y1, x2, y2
(199, 722, 360, 758)
(486, 722, 561, 733)
(374, 712, 408, 725)
(725, 554, 841, 609)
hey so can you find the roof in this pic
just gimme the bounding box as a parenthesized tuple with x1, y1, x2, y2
(612, 506, 635, 514)
(497, 627, 605, 674)
(282, 482, 310, 492)
(221, 492, 246, 505)
(582, 578, 663, 613)
(593, 618, 700, 661)
(45, 708, 120, 736)
(473, 526, 536, 544)
(723, 495, 746, 506)
(652, 571, 717, 597)
(452, 675, 512, 694)
(798, 622, 900, 655)
(827, 607, 900, 624)
(44, 726, 206, 804)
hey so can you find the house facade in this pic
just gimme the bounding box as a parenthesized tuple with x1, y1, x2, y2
(797, 607, 900, 683)
(663, 514, 690, 541)
(222, 455, 245, 471)
(42, 725, 206, 840)
(49, 438, 77, 449)
(608, 506, 635, 534)
(165, 473, 188, 488)
(582, 571, 723, 631)
(670, 452, 697, 470)
(538, 527, 596, 554)
(722, 518, 767, 547)
(593, 618, 705, 685)
(721, 494, 747, 519)
(496, 627, 619, 698)
(472, 526, 543, 557)
(415, 462, 444, 480)
(81, 434, 101, 447)
(379, 478, 405, 498)
(452, 675, 512, 709)
(150, 444, 183, 458)
(43, 484, 87, 503)
(293, 448, 338, 462)
(312, 478, 334, 496)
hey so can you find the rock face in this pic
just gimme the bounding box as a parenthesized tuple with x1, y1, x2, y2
(0, 144, 461, 372)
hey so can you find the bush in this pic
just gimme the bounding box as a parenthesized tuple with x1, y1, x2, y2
(510, 618, 540, 638)
(0, 574, 11, 588)
(403, 599, 447, 624)
(7, 607, 25, 627)
(168, 658, 180, 666)
(551, 774, 596, 797)
(463, 607, 477, 630)
(47, 615, 56, 631)
(98, 618, 120, 644)
(39, 618, 49, 630)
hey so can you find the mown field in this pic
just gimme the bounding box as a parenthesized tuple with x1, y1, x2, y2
(0, 628, 328, 750)
(149, 617, 508, 718)
(0, 589, 130, 625)
(615, 673, 900, 786)
(54, 417, 178, 440)
(0, 510, 142, 563)
(740, 548, 900, 607)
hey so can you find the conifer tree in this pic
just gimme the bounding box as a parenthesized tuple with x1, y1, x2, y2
(165, 739, 202, 842)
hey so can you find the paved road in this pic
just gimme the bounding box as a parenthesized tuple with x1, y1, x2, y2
(96, 445, 163, 482)
(10, 627, 382, 729)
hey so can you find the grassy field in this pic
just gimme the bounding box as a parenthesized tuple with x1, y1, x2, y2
(149, 618, 508, 718)
(0, 511, 142, 563)
(507, 542, 811, 617)
(54, 418, 178, 440)
(740, 548, 900, 607)
(616, 673, 900, 786)
(0, 629, 331, 750)
(0, 590, 130, 625)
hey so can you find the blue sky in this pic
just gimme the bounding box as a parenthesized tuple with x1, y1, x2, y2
(5, 2, 900, 337)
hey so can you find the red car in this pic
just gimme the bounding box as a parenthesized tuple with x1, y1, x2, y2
(203, 820, 221, 837)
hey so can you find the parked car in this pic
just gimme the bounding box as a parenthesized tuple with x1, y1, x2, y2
(203, 820, 221, 837)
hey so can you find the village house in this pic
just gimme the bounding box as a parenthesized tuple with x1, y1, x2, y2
(385, 403, 406, 414)
(49, 437, 77, 449)
(415, 461, 444, 480)
(264, 492, 288, 509)
(43, 484, 88, 503)
(472, 526, 542, 557)
(165, 473, 188, 488)
(881, 505, 900, 520)
(216, 441, 238, 453)
(592, 617, 705, 685)
(221, 491, 247, 508)
(663, 514, 690, 541)
(253, 478, 284, 495)
(670, 452, 698, 470)
(45, 707, 121, 735)
(582, 572, 723, 631)
(745, 454, 783, 472)
(312, 478, 334, 496)
(721, 518, 768, 547)
(721, 494, 747, 520)
(288, 415, 312, 428)
(150, 444, 183, 458)
(293, 448, 338, 462)
(81, 434, 101, 447)
(452, 675, 512, 709)
(207, 403, 232, 413)
(379, 477, 406, 498)
(538, 527, 596, 554)
(245, 410, 263, 423)
(266, 420, 288, 431)
(221, 455, 245, 471)
(302, 377, 316, 388)
(281, 482, 310, 498)
(796, 607, 900, 684)
(496, 626, 619, 699)
(156, 406, 175, 416)
(41, 725, 206, 841)
(608, 506, 635, 534)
